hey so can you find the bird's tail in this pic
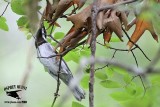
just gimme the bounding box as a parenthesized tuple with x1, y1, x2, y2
(71, 86, 85, 101)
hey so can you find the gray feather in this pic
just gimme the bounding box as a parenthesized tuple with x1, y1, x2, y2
(37, 43, 85, 101)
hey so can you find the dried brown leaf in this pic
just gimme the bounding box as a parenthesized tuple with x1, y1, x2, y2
(103, 10, 123, 41)
(127, 18, 158, 50)
(73, 0, 87, 9)
(52, 0, 72, 23)
(67, 4, 92, 30)
(103, 28, 112, 43)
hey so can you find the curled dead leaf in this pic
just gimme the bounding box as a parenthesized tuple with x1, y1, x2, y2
(52, 0, 72, 24)
(127, 18, 158, 50)
(73, 0, 87, 9)
(103, 28, 112, 43)
(103, 10, 123, 41)
(67, 4, 92, 30)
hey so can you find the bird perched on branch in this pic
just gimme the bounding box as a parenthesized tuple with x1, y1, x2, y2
(35, 25, 85, 101)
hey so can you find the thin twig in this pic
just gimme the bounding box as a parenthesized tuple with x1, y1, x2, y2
(124, 75, 139, 87)
(98, 0, 137, 12)
(122, 27, 151, 61)
(51, 56, 62, 107)
(95, 50, 116, 71)
(0, 2, 10, 17)
(131, 50, 138, 67)
(138, 75, 147, 98)
(38, 40, 86, 58)
(95, 41, 138, 71)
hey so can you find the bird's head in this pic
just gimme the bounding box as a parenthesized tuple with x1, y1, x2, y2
(35, 26, 47, 47)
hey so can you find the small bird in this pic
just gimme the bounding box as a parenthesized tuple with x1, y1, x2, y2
(35, 25, 85, 101)
(6, 90, 22, 100)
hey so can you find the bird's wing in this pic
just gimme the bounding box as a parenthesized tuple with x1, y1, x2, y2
(46, 43, 73, 75)
(61, 59, 73, 76)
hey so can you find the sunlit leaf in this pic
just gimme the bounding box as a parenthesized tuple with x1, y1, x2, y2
(26, 32, 32, 40)
(64, 51, 80, 63)
(54, 32, 65, 39)
(95, 71, 108, 80)
(80, 50, 90, 57)
(17, 16, 28, 27)
(110, 91, 131, 101)
(43, 21, 56, 34)
(11, 0, 25, 15)
(151, 75, 160, 87)
(80, 75, 89, 89)
(125, 82, 143, 97)
(123, 73, 132, 84)
(114, 67, 127, 75)
(106, 67, 114, 77)
(125, 85, 137, 96)
(100, 80, 121, 88)
(0, 17, 9, 31)
(72, 101, 85, 107)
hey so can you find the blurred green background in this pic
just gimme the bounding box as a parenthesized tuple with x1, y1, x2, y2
(0, 1, 160, 107)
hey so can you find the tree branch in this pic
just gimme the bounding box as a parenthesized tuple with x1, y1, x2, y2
(89, 0, 98, 106)
(98, 0, 137, 12)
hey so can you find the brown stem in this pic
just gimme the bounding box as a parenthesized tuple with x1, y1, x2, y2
(98, 0, 137, 12)
(89, 1, 98, 107)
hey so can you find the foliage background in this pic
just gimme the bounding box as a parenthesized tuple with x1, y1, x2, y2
(0, 0, 160, 107)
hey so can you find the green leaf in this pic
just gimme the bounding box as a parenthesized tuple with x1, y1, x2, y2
(80, 50, 90, 57)
(44, 21, 56, 34)
(26, 33, 32, 40)
(22, 30, 32, 40)
(106, 67, 114, 77)
(47, 37, 52, 44)
(110, 91, 131, 101)
(0, 17, 9, 31)
(51, 42, 57, 47)
(123, 73, 132, 84)
(64, 51, 80, 63)
(17, 16, 28, 27)
(85, 67, 90, 73)
(72, 101, 85, 107)
(11, 0, 25, 15)
(110, 37, 121, 42)
(54, 32, 65, 39)
(125, 82, 143, 97)
(80, 75, 89, 89)
(95, 71, 108, 80)
(125, 85, 137, 96)
(100, 80, 121, 88)
(151, 75, 160, 87)
(114, 67, 127, 75)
